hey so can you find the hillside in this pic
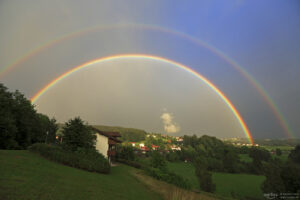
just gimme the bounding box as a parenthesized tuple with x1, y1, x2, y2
(58, 123, 148, 142)
(0, 150, 161, 200)
(92, 125, 147, 142)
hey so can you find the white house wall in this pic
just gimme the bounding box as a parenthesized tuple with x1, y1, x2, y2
(95, 134, 108, 158)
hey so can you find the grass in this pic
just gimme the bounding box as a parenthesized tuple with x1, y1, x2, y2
(133, 170, 219, 200)
(212, 172, 265, 199)
(261, 145, 293, 162)
(239, 154, 252, 163)
(167, 162, 265, 199)
(261, 145, 294, 151)
(0, 150, 162, 200)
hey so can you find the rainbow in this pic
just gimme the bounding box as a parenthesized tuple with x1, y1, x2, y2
(30, 54, 254, 144)
(0, 23, 293, 138)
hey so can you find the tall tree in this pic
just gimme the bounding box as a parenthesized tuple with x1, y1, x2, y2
(62, 117, 96, 152)
(0, 84, 17, 149)
(195, 156, 216, 193)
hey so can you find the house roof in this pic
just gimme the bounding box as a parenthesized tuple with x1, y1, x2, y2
(141, 146, 150, 151)
(104, 132, 121, 137)
(91, 127, 122, 143)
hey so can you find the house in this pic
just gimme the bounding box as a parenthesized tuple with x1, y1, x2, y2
(171, 145, 181, 151)
(176, 137, 183, 142)
(130, 142, 136, 147)
(139, 143, 145, 147)
(92, 128, 121, 163)
(152, 144, 159, 150)
(140, 146, 150, 154)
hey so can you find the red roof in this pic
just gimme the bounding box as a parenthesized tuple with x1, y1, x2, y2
(141, 146, 150, 151)
(152, 145, 159, 148)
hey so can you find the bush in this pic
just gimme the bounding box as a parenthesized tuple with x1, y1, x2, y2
(117, 158, 142, 169)
(150, 151, 167, 171)
(116, 145, 136, 161)
(29, 143, 110, 174)
(144, 167, 191, 189)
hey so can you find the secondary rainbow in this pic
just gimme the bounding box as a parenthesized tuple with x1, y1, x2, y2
(1, 23, 293, 138)
(30, 54, 254, 144)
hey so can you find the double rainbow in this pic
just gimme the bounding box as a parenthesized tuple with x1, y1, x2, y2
(1, 24, 292, 139)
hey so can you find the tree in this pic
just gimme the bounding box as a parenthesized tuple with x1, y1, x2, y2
(280, 162, 300, 192)
(275, 148, 282, 156)
(117, 145, 135, 161)
(31, 114, 58, 144)
(0, 83, 17, 149)
(195, 156, 216, 193)
(223, 147, 239, 173)
(262, 159, 300, 193)
(0, 83, 57, 149)
(150, 151, 167, 171)
(12, 90, 38, 148)
(288, 145, 300, 164)
(62, 117, 96, 152)
(261, 161, 285, 193)
(249, 147, 271, 174)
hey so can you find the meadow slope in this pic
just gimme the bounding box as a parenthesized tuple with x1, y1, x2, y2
(0, 150, 162, 200)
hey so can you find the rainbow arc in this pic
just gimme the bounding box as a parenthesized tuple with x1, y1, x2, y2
(30, 54, 254, 145)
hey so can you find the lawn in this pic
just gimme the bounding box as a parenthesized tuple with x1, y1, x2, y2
(167, 162, 265, 199)
(0, 150, 162, 200)
(239, 154, 252, 163)
(261, 145, 293, 162)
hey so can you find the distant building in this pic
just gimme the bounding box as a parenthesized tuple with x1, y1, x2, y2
(141, 146, 150, 153)
(130, 142, 136, 147)
(152, 145, 159, 150)
(92, 128, 121, 164)
(171, 145, 181, 151)
(176, 137, 183, 142)
(139, 143, 145, 147)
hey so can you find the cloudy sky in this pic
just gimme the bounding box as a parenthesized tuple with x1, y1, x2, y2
(0, 0, 299, 139)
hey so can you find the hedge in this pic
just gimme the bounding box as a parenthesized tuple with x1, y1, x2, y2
(116, 158, 142, 169)
(28, 143, 110, 174)
(144, 167, 191, 189)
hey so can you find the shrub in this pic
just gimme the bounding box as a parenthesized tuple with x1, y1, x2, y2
(29, 143, 110, 174)
(144, 167, 191, 189)
(116, 158, 142, 169)
(150, 151, 167, 171)
(116, 145, 136, 161)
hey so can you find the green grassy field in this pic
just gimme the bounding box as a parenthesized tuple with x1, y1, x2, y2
(0, 150, 162, 200)
(167, 162, 265, 199)
(239, 154, 252, 163)
(261, 145, 292, 162)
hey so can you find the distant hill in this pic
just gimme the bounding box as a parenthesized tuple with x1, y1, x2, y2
(57, 123, 152, 142)
(223, 137, 300, 146)
(92, 125, 148, 142)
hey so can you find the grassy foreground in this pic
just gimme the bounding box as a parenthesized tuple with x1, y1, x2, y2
(168, 162, 265, 199)
(0, 150, 162, 200)
(133, 170, 219, 200)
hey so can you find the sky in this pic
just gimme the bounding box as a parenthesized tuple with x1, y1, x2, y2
(0, 0, 299, 139)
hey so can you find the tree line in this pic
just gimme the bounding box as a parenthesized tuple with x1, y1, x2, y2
(0, 83, 57, 149)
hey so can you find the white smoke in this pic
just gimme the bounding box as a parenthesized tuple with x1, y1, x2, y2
(160, 112, 180, 133)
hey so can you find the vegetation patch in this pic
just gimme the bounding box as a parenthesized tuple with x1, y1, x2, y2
(239, 153, 253, 163)
(29, 143, 110, 174)
(0, 150, 162, 200)
(167, 162, 266, 199)
(212, 172, 265, 199)
(144, 167, 191, 189)
(133, 170, 219, 200)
